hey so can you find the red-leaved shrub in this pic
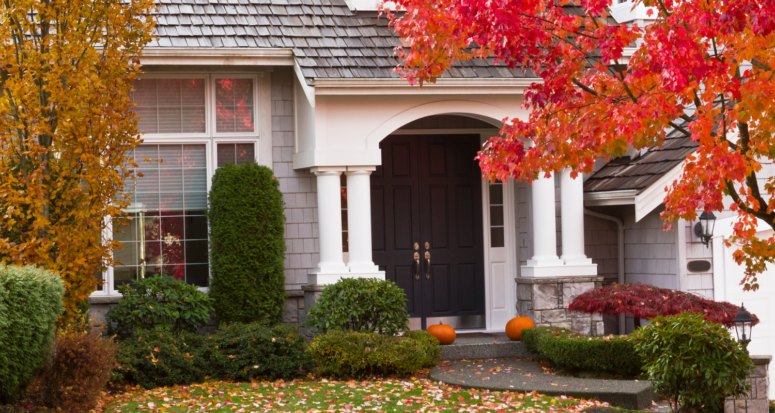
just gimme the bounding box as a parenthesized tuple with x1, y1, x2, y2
(26, 320, 117, 411)
(568, 282, 758, 328)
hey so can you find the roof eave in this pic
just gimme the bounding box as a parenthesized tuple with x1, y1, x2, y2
(139, 47, 295, 66)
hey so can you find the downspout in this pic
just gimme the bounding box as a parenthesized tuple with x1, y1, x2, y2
(583, 208, 626, 335)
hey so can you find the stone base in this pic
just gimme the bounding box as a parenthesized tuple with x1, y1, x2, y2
(299, 284, 326, 339)
(725, 355, 771, 413)
(515, 276, 605, 336)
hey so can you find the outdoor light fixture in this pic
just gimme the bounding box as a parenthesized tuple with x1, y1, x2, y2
(733, 303, 754, 350)
(693, 211, 716, 247)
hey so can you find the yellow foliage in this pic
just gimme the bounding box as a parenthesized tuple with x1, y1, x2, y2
(0, 0, 156, 320)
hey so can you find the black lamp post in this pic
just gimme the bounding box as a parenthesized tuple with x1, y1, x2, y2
(733, 303, 754, 351)
(694, 211, 716, 247)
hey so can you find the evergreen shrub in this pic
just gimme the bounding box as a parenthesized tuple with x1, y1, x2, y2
(27, 319, 117, 410)
(111, 329, 205, 389)
(0, 265, 64, 403)
(306, 278, 409, 336)
(105, 275, 214, 339)
(522, 327, 642, 377)
(201, 322, 312, 381)
(309, 330, 440, 378)
(208, 163, 286, 324)
(632, 313, 752, 412)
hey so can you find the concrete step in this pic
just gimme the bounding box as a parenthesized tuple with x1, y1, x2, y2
(440, 333, 537, 360)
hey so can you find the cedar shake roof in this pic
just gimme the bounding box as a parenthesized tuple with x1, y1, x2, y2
(583, 126, 698, 194)
(149, 0, 535, 86)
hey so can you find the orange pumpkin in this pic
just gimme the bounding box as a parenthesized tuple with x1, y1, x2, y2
(505, 316, 535, 341)
(427, 321, 456, 345)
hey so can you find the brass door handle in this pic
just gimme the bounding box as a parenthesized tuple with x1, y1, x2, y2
(425, 251, 431, 279)
(414, 252, 420, 280)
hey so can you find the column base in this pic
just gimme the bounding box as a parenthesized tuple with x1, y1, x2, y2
(521, 263, 597, 278)
(348, 261, 382, 274)
(561, 256, 595, 266)
(515, 276, 605, 337)
(307, 270, 386, 285)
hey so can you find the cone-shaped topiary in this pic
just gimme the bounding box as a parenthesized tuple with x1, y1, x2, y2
(208, 163, 286, 324)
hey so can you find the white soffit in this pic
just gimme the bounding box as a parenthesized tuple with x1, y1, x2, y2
(139, 48, 295, 66)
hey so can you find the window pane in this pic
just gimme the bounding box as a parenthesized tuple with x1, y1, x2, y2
(491, 227, 505, 248)
(120, 144, 209, 286)
(132, 79, 206, 134)
(216, 143, 255, 167)
(215, 78, 255, 133)
(489, 183, 503, 205)
(490, 205, 504, 226)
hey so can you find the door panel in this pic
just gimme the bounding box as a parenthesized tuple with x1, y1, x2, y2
(372, 134, 485, 328)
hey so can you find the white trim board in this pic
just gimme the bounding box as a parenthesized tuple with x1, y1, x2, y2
(139, 48, 294, 66)
(313, 78, 542, 96)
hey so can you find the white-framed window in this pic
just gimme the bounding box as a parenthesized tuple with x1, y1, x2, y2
(94, 74, 260, 297)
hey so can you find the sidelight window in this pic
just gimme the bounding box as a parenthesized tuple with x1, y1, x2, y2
(489, 182, 505, 248)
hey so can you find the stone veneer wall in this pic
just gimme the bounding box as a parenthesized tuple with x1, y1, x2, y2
(725, 355, 771, 413)
(272, 68, 318, 325)
(516, 276, 605, 336)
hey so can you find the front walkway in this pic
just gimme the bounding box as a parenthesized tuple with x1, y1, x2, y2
(430, 358, 659, 410)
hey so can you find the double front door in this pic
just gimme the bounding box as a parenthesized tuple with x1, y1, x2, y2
(371, 134, 486, 330)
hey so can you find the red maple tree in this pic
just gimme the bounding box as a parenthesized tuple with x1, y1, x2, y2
(568, 283, 759, 328)
(384, 0, 775, 291)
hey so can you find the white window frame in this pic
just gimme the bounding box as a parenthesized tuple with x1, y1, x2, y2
(211, 74, 260, 138)
(95, 73, 261, 298)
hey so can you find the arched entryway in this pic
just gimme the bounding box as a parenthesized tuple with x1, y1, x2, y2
(369, 115, 507, 330)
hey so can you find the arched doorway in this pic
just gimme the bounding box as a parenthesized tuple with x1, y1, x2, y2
(370, 115, 501, 330)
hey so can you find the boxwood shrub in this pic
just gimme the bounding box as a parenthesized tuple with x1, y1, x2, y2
(201, 322, 312, 381)
(111, 329, 206, 389)
(306, 278, 409, 336)
(309, 330, 440, 378)
(522, 327, 642, 377)
(105, 275, 214, 339)
(0, 265, 64, 403)
(208, 162, 286, 324)
(632, 313, 752, 412)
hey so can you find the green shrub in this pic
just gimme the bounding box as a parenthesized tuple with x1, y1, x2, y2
(201, 322, 312, 381)
(105, 275, 214, 339)
(27, 320, 117, 410)
(306, 278, 409, 336)
(632, 313, 752, 413)
(308, 330, 440, 378)
(111, 329, 205, 389)
(208, 162, 286, 324)
(522, 327, 642, 377)
(0, 265, 64, 403)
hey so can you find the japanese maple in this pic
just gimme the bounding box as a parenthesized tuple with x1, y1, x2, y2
(0, 0, 155, 318)
(567, 282, 759, 328)
(384, 0, 775, 290)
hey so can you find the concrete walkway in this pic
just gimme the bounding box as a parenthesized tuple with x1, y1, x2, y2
(429, 358, 670, 411)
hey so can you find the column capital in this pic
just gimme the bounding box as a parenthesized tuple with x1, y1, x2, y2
(346, 165, 377, 174)
(311, 166, 346, 176)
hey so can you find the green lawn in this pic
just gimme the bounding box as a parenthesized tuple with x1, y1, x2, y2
(102, 378, 609, 412)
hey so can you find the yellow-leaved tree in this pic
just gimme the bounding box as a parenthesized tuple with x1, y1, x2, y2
(0, 0, 155, 319)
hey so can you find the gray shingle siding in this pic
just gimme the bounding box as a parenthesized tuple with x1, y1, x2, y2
(271, 68, 319, 291)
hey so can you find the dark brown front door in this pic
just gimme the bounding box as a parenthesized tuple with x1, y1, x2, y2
(371, 134, 486, 329)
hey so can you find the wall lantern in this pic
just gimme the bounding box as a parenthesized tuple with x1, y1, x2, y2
(693, 211, 716, 247)
(733, 303, 754, 350)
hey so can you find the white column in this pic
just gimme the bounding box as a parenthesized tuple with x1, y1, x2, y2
(560, 168, 593, 265)
(309, 167, 349, 284)
(527, 172, 561, 266)
(345, 166, 383, 277)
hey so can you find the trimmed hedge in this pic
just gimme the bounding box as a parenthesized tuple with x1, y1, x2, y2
(305, 278, 409, 336)
(0, 265, 64, 403)
(308, 330, 440, 378)
(105, 275, 214, 339)
(208, 162, 286, 324)
(111, 329, 206, 389)
(522, 327, 642, 377)
(201, 322, 313, 381)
